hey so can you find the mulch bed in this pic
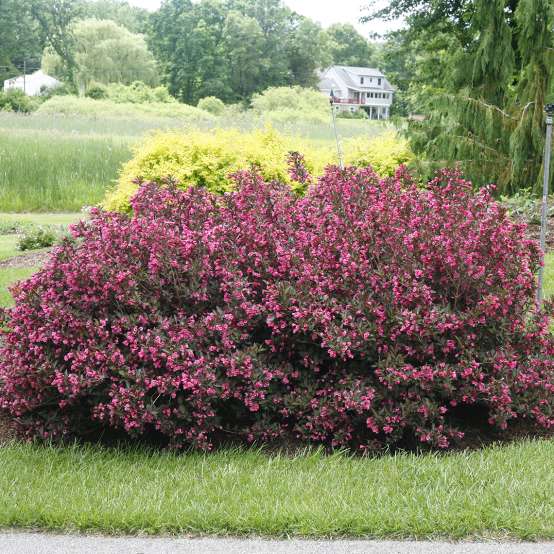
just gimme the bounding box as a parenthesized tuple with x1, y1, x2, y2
(0, 415, 14, 445)
(521, 217, 554, 250)
(0, 250, 52, 270)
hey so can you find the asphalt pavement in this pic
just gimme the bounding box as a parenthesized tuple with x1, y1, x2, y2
(1, 532, 553, 554)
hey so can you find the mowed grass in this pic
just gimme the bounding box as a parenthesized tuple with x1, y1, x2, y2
(0, 212, 83, 226)
(0, 235, 19, 261)
(0, 213, 82, 305)
(0, 440, 552, 539)
(545, 252, 554, 298)
(0, 267, 38, 307)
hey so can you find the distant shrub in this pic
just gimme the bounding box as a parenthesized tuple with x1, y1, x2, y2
(337, 109, 368, 120)
(85, 82, 108, 100)
(197, 96, 225, 116)
(261, 107, 329, 125)
(105, 81, 174, 104)
(344, 131, 415, 176)
(0, 89, 37, 113)
(36, 96, 214, 122)
(1, 170, 552, 451)
(251, 86, 330, 124)
(252, 86, 329, 114)
(39, 82, 73, 100)
(103, 128, 328, 212)
(17, 227, 59, 251)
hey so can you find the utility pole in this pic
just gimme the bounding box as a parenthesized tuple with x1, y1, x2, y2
(537, 104, 553, 304)
(329, 90, 344, 169)
(23, 60, 26, 95)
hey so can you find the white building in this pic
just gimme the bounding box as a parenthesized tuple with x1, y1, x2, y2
(319, 66, 394, 120)
(3, 70, 61, 97)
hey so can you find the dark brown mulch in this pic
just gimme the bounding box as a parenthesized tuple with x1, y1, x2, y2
(515, 214, 554, 249)
(452, 421, 554, 453)
(0, 414, 14, 445)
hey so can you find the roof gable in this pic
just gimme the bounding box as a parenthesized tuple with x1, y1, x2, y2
(337, 65, 384, 78)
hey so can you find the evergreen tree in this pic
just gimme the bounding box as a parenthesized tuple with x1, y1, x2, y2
(470, 0, 514, 105)
(390, 0, 554, 194)
(510, 0, 554, 192)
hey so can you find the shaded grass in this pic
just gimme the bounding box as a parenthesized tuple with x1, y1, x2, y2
(0, 267, 38, 307)
(0, 440, 552, 539)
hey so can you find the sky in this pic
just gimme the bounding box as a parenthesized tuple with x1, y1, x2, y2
(126, 0, 403, 37)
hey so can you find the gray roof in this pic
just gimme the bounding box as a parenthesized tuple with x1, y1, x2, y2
(337, 65, 385, 77)
(319, 76, 339, 91)
(324, 65, 394, 92)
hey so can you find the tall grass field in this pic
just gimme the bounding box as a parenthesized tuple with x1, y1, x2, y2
(0, 111, 387, 213)
(0, 129, 131, 212)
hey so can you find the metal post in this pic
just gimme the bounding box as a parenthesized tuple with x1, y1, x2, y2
(537, 104, 553, 304)
(329, 91, 344, 169)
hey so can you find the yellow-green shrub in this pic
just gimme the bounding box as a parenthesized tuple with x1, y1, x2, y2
(103, 128, 413, 212)
(104, 128, 330, 212)
(344, 131, 414, 176)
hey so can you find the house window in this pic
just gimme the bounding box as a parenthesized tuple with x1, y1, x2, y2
(360, 77, 364, 85)
(378, 78, 382, 86)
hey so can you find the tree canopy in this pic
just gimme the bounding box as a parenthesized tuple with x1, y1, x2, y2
(2, 0, 377, 105)
(368, 0, 554, 193)
(326, 23, 377, 67)
(43, 18, 158, 93)
(150, 0, 339, 104)
(0, 0, 44, 83)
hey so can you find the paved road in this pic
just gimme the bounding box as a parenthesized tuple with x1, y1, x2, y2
(0, 532, 553, 554)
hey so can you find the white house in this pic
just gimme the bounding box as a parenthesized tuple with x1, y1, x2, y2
(318, 66, 394, 120)
(3, 70, 61, 97)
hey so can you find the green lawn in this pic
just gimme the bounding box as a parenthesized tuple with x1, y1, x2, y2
(0, 235, 19, 261)
(0, 440, 552, 539)
(0, 213, 83, 226)
(0, 267, 38, 307)
(0, 213, 82, 264)
(545, 252, 554, 299)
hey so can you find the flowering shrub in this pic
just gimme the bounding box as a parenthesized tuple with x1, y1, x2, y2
(1, 167, 552, 451)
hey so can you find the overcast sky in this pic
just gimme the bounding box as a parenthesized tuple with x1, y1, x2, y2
(126, 0, 403, 37)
